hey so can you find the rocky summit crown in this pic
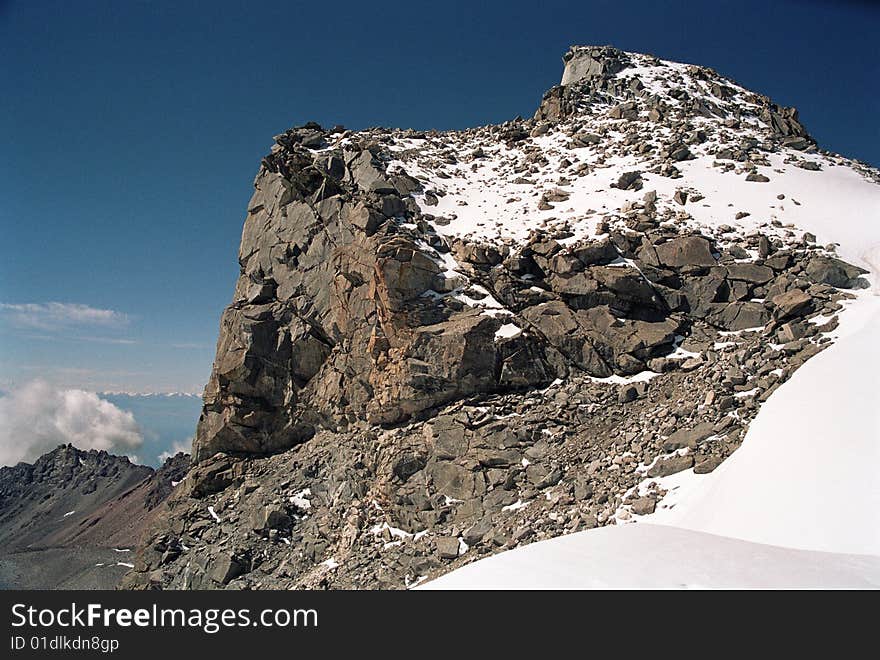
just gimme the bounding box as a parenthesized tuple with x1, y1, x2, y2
(561, 45, 630, 85)
(123, 46, 876, 590)
(537, 44, 810, 145)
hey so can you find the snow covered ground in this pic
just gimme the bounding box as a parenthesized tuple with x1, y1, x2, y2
(393, 52, 880, 268)
(420, 523, 880, 589)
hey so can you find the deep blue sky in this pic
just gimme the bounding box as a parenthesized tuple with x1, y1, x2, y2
(1, 0, 877, 392)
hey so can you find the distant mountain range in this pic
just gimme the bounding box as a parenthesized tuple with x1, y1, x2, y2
(0, 445, 188, 589)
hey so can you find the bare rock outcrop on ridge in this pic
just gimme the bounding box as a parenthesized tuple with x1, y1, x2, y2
(124, 45, 875, 590)
(194, 131, 562, 463)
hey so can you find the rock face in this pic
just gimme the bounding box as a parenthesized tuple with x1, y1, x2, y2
(192, 122, 862, 464)
(0, 446, 188, 589)
(561, 45, 630, 85)
(192, 132, 564, 463)
(126, 44, 876, 590)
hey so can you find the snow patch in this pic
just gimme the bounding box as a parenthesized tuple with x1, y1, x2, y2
(494, 323, 522, 340)
(290, 488, 312, 510)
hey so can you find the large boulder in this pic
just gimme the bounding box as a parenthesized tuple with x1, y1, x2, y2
(521, 301, 611, 377)
(561, 45, 630, 85)
(724, 263, 774, 284)
(709, 301, 771, 331)
(805, 256, 868, 289)
(771, 289, 814, 319)
(640, 236, 717, 269)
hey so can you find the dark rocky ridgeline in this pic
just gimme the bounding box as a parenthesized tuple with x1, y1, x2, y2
(0, 446, 188, 589)
(123, 46, 871, 590)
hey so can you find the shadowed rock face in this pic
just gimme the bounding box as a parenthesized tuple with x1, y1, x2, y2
(192, 130, 716, 464)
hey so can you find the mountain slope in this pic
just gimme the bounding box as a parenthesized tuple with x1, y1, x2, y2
(125, 45, 878, 590)
(423, 297, 880, 587)
(0, 445, 188, 589)
(423, 49, 880, 588)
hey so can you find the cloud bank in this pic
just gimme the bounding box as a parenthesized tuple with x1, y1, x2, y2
(0, 380, 143, 466)
(0, 302, 129, 331)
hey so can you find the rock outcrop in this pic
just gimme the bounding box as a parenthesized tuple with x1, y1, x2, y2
(538, 45, 811, 145)
(192, 131, 561, 463)
(125, 44, 875, 590)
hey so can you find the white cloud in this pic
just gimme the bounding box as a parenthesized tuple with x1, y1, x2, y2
(77, 336, 139, 345)
(158, 438, 192, 464)
(0, 302, 129, 331)
(0, 380, 143, 467)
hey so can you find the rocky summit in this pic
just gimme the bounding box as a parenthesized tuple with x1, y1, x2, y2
(124, 46, 875, 590)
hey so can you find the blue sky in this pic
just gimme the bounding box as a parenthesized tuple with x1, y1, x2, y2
(1, 0, 877, 393)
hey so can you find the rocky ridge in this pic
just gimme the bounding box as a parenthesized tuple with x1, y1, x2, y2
(124, 46, 875, 589)
(0, 445, 188, 589)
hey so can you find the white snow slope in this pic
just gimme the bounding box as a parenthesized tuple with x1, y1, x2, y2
(651, 293, 880, 556)
(419, 524, 880, 590)
(419, 49, 880, 589)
